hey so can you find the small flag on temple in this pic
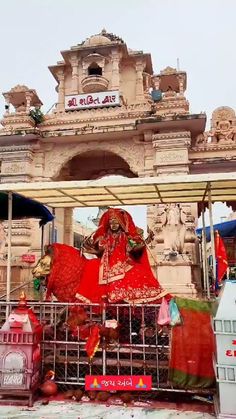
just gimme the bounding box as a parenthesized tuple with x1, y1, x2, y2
(215, 230, 228, 289)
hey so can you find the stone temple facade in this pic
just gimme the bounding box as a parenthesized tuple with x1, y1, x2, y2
(0, 30, 235, 296)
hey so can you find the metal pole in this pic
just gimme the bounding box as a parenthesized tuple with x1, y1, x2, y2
(41, 225, 45, 257)
(6, 192, 12, 317)
(39, 225, 45, 302)
(51, 208, 55, 243)
(101, 302, 106, 375)
(201, 208, 206, 294)
(208, 186, 216, 294)
(201, 204, 210, 299)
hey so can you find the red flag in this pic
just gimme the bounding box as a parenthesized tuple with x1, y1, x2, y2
(215, 231, 228, 283)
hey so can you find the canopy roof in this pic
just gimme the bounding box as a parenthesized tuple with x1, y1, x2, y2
(0, 192, 54, 225)
(196, 219, 236, 241)
(0, 172, 236, 208)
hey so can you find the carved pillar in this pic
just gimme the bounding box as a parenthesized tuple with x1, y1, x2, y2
(111, 50, 120, 90)
(32, 150, 45, 180)
(57, 71, 65, 111)
(151, 131, 200, 296)
(152, 131, 191, 175)
(0, 145, 34, 182)
(70, 55, 79, 94)
(63, 208, 73, 246)
(135, 61, 144, 102)
(178, 74, 185, 96)
(25, 92, 33, 113)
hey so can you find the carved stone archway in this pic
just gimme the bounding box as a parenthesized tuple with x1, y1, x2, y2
(54, 149, 138, 181)
(44, 140, 145, 181)
(48, 147, 140, 247)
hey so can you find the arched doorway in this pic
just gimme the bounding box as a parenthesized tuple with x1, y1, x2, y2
(53, 150, 139, 246)
(54, 150, 138, 181)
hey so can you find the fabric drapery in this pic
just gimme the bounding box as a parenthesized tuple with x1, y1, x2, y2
(215, 230, 228, 289)
(169, 297, 215, 389)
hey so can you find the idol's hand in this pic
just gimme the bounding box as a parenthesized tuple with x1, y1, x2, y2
(128, 238, 144, 252)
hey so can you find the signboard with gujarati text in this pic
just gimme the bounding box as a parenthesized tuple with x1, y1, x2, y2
(65, 91, 120, 110)
(21, 254, 36, 263)
(85, 375, 152, 391)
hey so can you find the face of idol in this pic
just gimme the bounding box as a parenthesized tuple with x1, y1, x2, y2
(109, 218, 120, 232)
(32, 254, 52, 277)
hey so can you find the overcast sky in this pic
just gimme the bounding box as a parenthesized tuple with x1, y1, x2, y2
(0, 0, 234, 226)
(1, 0, 235, 118)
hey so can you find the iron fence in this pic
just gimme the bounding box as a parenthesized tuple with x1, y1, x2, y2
(0, 301, 214, 397)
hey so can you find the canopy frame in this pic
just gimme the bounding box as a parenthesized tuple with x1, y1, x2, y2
(0, 172, 236, 208)
(1, 172, 236, 303)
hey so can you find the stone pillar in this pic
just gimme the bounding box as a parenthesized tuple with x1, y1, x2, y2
(111, 50, 120, 90)
(0, 145, 34, 182)
(63, 208, 73, 246)
(138, 131, 155, 176)
(57, 71, 65, 111)
(152, 131, 191, 175)
(25, 92, 33, 113)
(70, 55, 79, 94)
(135, 61, 144, 102)
(178, 74, 185, 96)
(151, 131, 201, 297)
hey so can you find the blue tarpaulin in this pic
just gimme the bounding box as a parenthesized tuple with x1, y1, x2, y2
(0, 192, 54, 225)
(196, 219, 236, 241)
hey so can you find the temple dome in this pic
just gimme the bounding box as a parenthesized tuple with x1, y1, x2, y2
(83, 34, 112, 47)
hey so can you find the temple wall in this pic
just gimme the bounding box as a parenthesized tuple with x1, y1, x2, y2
(120, 66, 137, 103)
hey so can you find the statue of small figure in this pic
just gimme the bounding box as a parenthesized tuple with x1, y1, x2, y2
(195, 132, 208, 146)
(214, 120, 235, 143)
(0, 221, 6, 259)
(160, 204, 187, 256)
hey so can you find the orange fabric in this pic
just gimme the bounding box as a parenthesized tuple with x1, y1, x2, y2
(215, 231, 228, 283)
(85, 324, 100, 359)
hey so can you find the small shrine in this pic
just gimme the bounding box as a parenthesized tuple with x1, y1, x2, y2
(1, 85, 43, 131)
(0, 292, 42, 406)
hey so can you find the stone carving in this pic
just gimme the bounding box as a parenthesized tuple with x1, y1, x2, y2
(160, 66, 177, 75)
(195, 132, 208, 145)
(159, 204, 187, 256)
(155, 149, 188, 166)
(195, 107, 236, 148)
(211, 106, 235, 127)
(0, 222, 6, 259)
(2, 162, 25, 174)
(213, 121, 235, 144)
(2, 85, 42, 114)
(210, 107, 236, 144)
(44, 141, 144, 179)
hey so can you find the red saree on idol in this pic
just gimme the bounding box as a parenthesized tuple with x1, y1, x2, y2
(75, 208, 168, 304)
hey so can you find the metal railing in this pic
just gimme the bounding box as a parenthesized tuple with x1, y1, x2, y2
(0, 301, 214, 396)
